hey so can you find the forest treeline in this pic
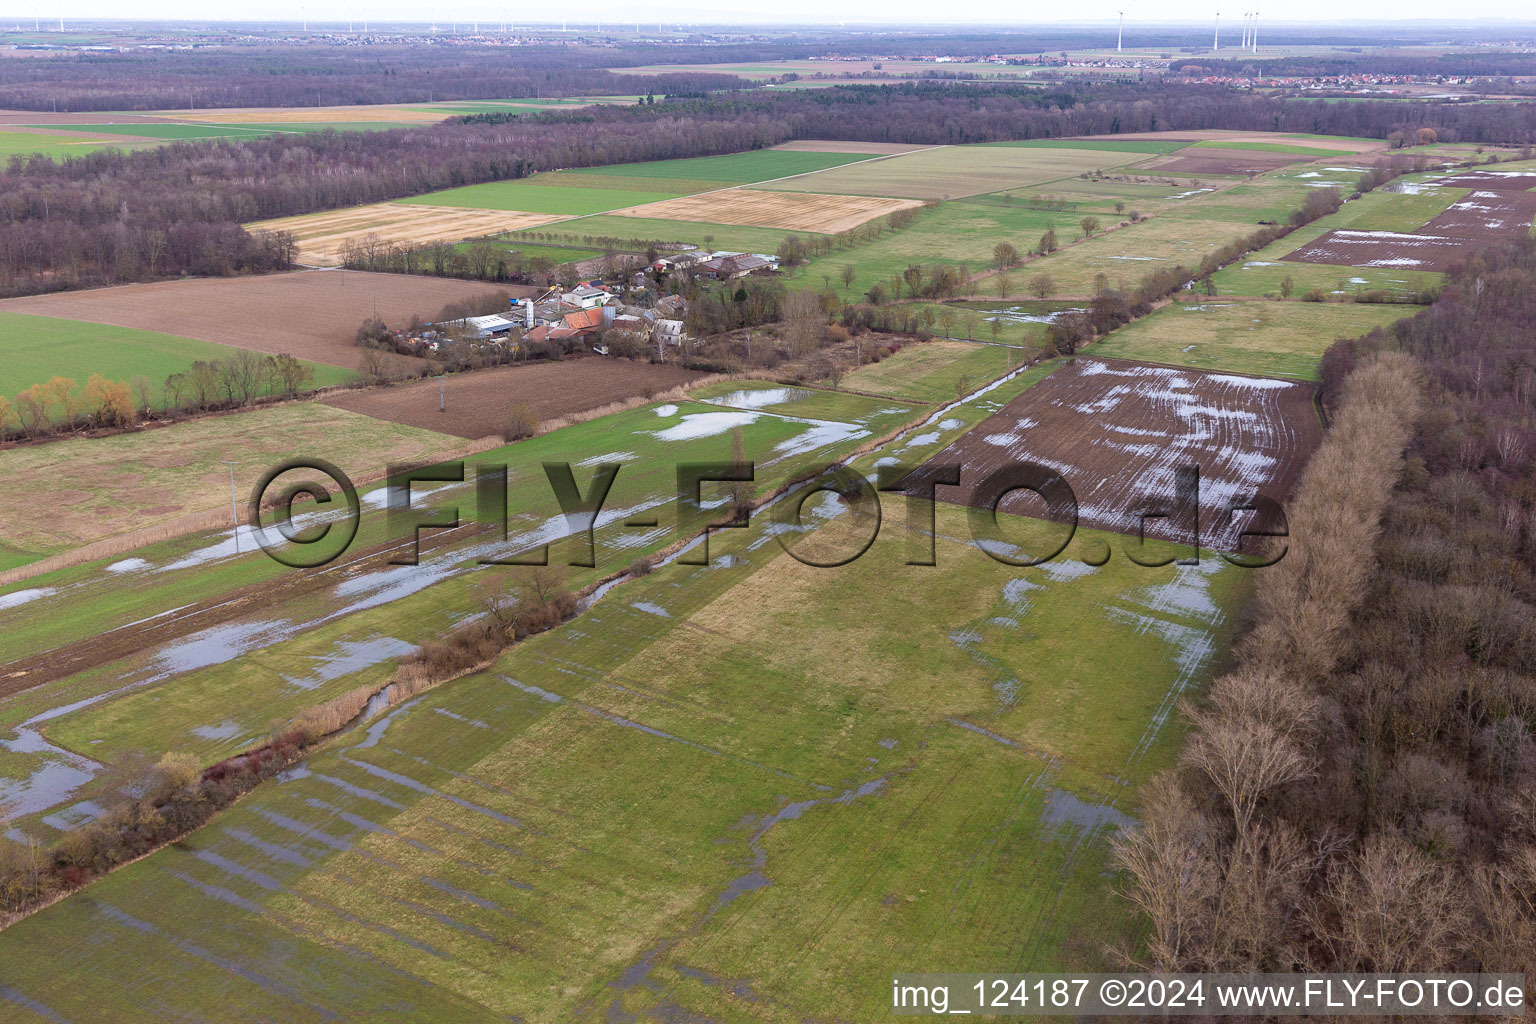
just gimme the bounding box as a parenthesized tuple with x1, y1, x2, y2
(1115, 238, 1536, 975)
(1185, 52, 1536, 81)
(0, 45, 747, 111)
(4, 81, 1536, 296)
(7, 33, 1531, 112)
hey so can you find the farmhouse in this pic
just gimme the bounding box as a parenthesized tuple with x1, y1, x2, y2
(433, 313, 521, 338)
(651, 250, 710, 272)
(696, 254, 776, 280)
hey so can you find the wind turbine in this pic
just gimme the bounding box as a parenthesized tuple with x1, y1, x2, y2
(1117, 10, 1124, 53)
(1250, 10, 1258, 51)
(1213, 9, 1220, 50)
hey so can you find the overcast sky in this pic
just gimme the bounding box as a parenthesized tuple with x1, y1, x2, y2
(5, 2, 1536, 31)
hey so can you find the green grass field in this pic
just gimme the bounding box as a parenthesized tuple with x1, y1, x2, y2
(575, 149, 877, 184)
(758, 143, 1156, 200)
(1090, 299, 1420, 379)
(1008, 215, 1265, 296)
(45, 123, 278, 140)
(0, 129, 153, 161)
(472, 240, 608, 264)
(794, 200, 1099, 301)
(841, 340, 1022, 401)
(0, 489, 1247, 1021)
(1192, 139, 1357, 158)
(531, 170, 732, 195)
(0, 403, 466, 559)
(0, 312, 353, 411)
(516, 214, 814, 256)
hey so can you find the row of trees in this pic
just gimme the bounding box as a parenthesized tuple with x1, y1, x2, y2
(0, 353, 315, 441)
(1116, 239, 1536, 974)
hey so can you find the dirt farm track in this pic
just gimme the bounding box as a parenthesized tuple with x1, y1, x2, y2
(0, 271, 536, 369)
(323, 358, 707, 438)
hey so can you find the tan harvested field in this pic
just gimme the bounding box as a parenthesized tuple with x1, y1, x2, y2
(758, 144, 1150, 199)
(0, 404, 467, 556)
(927, 357, 1321, 552)
(248, 202, 566, 267)
(771, 140, 933, 155)
(0, 271, 533, 370)
(323, 358, 708, 438)
(612, 188, 924, 234)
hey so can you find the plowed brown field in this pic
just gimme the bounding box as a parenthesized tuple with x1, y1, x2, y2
(925, 357, 1321, 553)
(1283, 167, 1536, 272)
(323, 358, 707, 438)
(0, 271, 535, 369)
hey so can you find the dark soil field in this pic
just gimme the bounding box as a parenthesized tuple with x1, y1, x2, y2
(323, 357, 707, 438)
(1282, 228, 1487, 271)
(1419, 188, 1536, 238)
(1283, 169, 1536, 272)
(0, 271, 536, 370)
(1143, 150, 1302, 176)
(925, 357, 1322, 553)
(1431, 171, 1536, 191)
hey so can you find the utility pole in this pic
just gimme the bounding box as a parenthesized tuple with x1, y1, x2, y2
(223, 461, 240, 552)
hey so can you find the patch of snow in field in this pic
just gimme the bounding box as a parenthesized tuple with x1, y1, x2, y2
(105, 558, 149, 574)
(1334, 229, 1438, 241)
(654, 404, 679, 416)
(771, 420, 866, 458)
(1105, 255, 1167, 261)
(984, 306, 1085, 326)
(1206, 373, 1294, 390)
(575, 451, 639, 468)
(1363, 257, 1426, 267)
(1243, 260, 1282, 267)
(703, 387, 813, 410)
(191, 720, 244, 741)
(1166, 188, 1215, 199)
(0, 587, 54, 611)
(984, 433, 1021, 446)
(650, 410, 759, 441)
